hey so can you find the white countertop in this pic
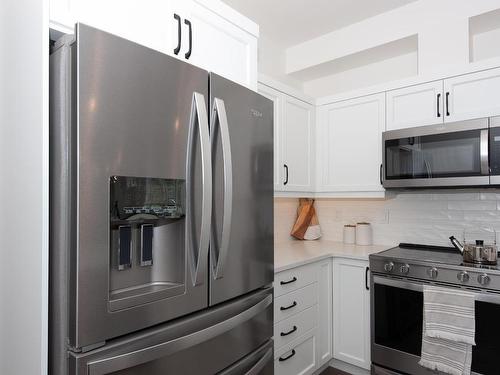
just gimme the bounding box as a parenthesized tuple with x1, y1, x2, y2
(274, 239, 394, 273)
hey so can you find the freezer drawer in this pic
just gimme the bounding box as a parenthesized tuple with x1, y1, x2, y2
(68, 288, 273, 375)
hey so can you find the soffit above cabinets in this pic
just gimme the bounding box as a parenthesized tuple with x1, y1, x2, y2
(220, 0, 417, 48)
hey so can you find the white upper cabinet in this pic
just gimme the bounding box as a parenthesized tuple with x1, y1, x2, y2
(49, 0, 258, 89)
(317, 93, 385, 195)
(386, 80, 444, 130)
(75, 0, 176, 55)
(444, 67, 500, 123)
(281, 95, 315, 192)
(186, 0, 258, 89)
(257, 84, 282, 191)
(333, 258, 371, 370)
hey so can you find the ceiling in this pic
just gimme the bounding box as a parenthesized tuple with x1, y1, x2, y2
(221, 0, 418, 47)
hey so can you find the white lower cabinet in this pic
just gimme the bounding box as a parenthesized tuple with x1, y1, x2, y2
(275, 330, 317, 375)
(333, 258, 371, 370)
(274, 259, 332, 374)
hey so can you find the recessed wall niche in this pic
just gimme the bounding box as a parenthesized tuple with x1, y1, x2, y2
(469, 8, 500, 63)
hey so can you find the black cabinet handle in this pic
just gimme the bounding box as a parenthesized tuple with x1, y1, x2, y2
(379, 164, 383, 185)
(280, 325, 297, 336)
(446, 92, 450, 116)
(173, 14, 181, 55)
(280, 301, 297, 311)
(437, 93, 441, 117)
(280, 276, 296, 285)
(184, 19, 192, 59)
(279, 349, 296, 362)
(365, 267, 370, 290)
(284, 164, 289, 185)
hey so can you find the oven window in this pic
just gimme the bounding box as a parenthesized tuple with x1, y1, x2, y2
(385, 129, 483, 180)
(374, 284, 423, 356)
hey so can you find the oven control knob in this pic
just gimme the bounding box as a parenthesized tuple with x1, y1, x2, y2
(427, 267, 438, 279)
(384, 262, 395, 272)
(478, 273, 490, 286)
(400, 264, 410, 275)
(457, 271, 469, 283)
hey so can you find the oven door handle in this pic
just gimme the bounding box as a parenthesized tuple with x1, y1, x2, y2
(373, 275, 500, 304)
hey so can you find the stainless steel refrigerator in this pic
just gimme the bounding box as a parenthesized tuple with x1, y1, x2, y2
(49, 24, 274, 375)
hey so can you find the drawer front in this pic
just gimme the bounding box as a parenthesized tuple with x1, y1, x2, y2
(274, 305, 317, 349)
(275, 263, 318, 297)
(274, 283, 318, 323)
(275, 330, 316, 375)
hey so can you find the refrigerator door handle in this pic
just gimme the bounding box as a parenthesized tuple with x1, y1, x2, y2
(188, 92, 212, 286)
(210, 98, 233, 279)
(85, 294, 272, 375)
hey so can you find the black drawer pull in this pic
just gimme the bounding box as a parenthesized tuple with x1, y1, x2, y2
(280, 276, 297, 285)
(280, 325, 297, 336)
(280, 301, 297, 311)
(279, 349, 296, 362)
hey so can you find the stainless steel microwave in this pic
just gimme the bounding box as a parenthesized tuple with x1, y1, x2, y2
(382, 116, 500, 188)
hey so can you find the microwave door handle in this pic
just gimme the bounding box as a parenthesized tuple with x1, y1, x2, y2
(188, 92, 212, 286)
(480, 129, 489, 175)
(210, 98, 233, 279)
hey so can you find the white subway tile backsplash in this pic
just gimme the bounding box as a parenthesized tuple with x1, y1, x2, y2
(447, 200, 497, 211)
(274, 189, 500, 247)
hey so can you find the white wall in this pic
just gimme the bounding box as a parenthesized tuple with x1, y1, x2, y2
(0, 0, 48, 374)
(275, 191, 500, 247)
(258, 34, 303, 90)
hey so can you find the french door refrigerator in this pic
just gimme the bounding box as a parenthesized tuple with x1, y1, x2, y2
(49, 24, 274, 375)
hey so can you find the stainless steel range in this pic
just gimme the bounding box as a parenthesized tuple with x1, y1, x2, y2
(369, 243, 500, 375)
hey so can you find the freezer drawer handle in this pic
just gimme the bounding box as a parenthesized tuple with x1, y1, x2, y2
(245, 346, 273, 375)
(280, 301, 297, 311)
(210, 98, 233, 280)
(86, 294, 273, 375)
(278, 349, 296, 362)
(280, 276, 297, 285)
(187, 92, 212, 286)
(280, 325, 297, 336)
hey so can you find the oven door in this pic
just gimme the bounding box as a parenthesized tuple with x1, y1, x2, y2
(371, 275, 500, 375)
(382, 118, 489, 188)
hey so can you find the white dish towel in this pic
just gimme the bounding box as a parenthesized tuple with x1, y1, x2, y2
(419, 285, 476, 375)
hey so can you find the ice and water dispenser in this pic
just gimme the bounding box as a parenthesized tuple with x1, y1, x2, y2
(109, 176, 186, 311)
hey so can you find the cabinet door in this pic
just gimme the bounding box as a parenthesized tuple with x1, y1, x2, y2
(317, 259, 333, 367)
(318, 93, 385, 193)
(386, 81, 444, 130)
(281, 96, 314, 192)
(72, 0, 176, 55)
(333, 258, 370, 370)
(185, 0, 258, 89)
(444, 67, 500, 122)
(258, 83, 283, 191)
